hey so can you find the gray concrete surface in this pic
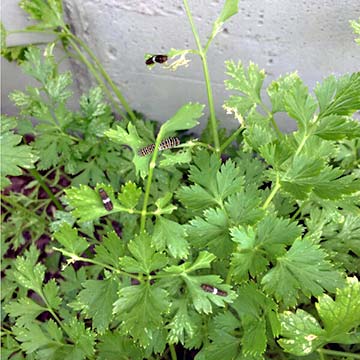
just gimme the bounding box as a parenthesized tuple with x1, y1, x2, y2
(2, 0, 360, 132)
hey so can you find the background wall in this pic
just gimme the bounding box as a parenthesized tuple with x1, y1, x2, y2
(2, 0, 360, 132)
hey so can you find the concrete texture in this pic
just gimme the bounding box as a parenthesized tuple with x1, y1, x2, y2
(2, 0, 360, 132)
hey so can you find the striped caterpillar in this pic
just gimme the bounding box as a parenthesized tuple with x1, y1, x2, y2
(138, 137, 180, 157)
(200, 284, 227, 297)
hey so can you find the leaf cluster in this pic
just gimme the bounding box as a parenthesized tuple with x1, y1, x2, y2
(2, 1, 360, 360)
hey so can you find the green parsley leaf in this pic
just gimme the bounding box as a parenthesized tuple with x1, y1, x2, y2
(1, 21, 6, 50)
(7, 245, 45, 294)
(315, 73, 360, 118)
(13, 319, 63, 356)
(187, 207, 232, 258)
(279, 309, 326, 356)
(211, 0, 239, 37)
(5, 297, 45, 327)
(224, 185, 265, 225)
(182, 274, 235, 314)
(153, 217, 189, 258)
(72, 276, 119, 333)
(159, 148, 192, 168)
(120, 232, 168, 274)
(311, 166, 360, 200)
(160, 102, 204, 137)
(65, 184, 122, 222)
(19, 0, 64, 30)
(224, 60, 265, 105)
(97, 331, 144, 360)
(167, 298, 200, 345)
(284, 79, 317, 131)
(0, 116, 38, 189)
(350, 18, 360, 44)
(94, 231, 124, 269)
(195, 312, 241, 360)
(32, 131, 73, 171)
(53, 223, 88, 255)
(262, 238, 344, 306)
(276, 277, 360, 356)
(62, 317, 96, 359)
(267, 72, 301, 113)
(230, 215, 302, 282)
(316, 276, 360, 341)
(154, 192, 177, 215)
(43, 279, 61, 310)
(164, 251, 216, 274)
(113, 283, 170, 347)
(117, 181, 142, 209)
(177, 151, 243, 211)
(105, 123, 149, 178)
(314, 115, 360, 140)
(280, 155, 324, 199)
(230, 226, 268, 282)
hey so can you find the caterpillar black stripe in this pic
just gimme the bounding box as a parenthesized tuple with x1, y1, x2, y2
(201, 284, 227, 297)
(138, 143, 156, 157)
(98, 188, 113, 211)
(138, 137, 180, 157)
(145, 54, 168, 66)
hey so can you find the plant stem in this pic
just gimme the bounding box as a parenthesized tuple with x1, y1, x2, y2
(66, 36, 126, 118)
(183, 0, 220, 154)
(262, 177, 280, 210)
(53, 247, 142, 280)
(28, 169, 64, 211)
(1, 195, 49, 227)
(169, 344, 178, 360)
(68, 33, 137, 122)
(220, 126, 245, 152)
(259, 103, 283, 139)
(318, 348, 360, 359)
(225, 264, 234, 284)
(140, 133, 164, 232)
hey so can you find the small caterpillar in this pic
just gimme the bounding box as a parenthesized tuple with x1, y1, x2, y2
(98, 188, 113, 211)
(145, 54, 168, 66)
(200, 284, 227, 297)
(138, 137, 180, 157)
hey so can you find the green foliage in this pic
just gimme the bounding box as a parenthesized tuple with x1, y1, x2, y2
(350, 18, 360, 44)
(279, 277, 360, 356)
(1, 116, 38, 189)
(2, 2, 360, 360)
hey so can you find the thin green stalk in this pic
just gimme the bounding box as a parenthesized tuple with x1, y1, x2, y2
(169, 344, 178, 360)
(1, 195, 48, 227)
(262, 177, 281, 210)
(140, 134, 164, 232)
(290, 201, 307, 221)
(28, 168, 64, 211)
(259, 103, 283, 139)
(220, 126, 245, 152)
(183, 0, 220, 154)
(201, 57, 220, 153)
(225, 264, 234, 284)
(66, 36, 126, 118)
(53, 247, 142, 280)
(318, 348, 360, 359)
(7, 29, 59, 36)
(39, 287, 67, 333)
(67, 33, 137, 122)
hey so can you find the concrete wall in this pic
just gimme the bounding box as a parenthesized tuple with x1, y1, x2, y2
(2, 0, 360, 131)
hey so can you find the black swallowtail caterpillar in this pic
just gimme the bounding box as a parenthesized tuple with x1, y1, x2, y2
(138, 137, 180, 157)
(201, 284, 227, 297)
(145, 54, 168, 66)
(98, 188, 113, 211)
